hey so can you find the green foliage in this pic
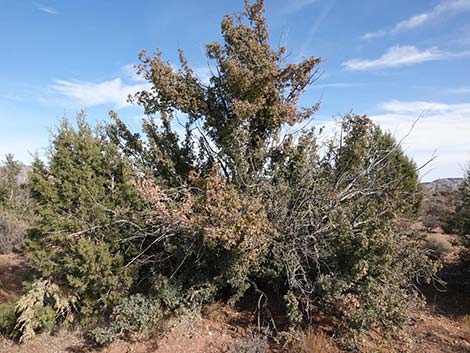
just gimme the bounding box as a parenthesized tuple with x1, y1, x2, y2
(27, 113, 140, 318)
(111, 0, 321, 188)
(89, 294, 163, 345)
(149, 274, 182, 311)
(29, 114, 138, 234)
(452, 164, 470, 277)
(30, 238, 134, 318)
(0, 302, 17, 336)
(284, 291, 303, 328)
(108, 111, 194, 187)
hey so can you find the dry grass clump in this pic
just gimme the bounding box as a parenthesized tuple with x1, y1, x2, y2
(424, 233, 454, 258)
(288, 328, 338, 353)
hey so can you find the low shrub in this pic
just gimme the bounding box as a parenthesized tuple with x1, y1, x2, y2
(89, 294, 164, 345)
(421, 213, 442, 231)
(0, 302, 17, 336)
(149, 274, 182, 311)
(421, 195, 458, 233)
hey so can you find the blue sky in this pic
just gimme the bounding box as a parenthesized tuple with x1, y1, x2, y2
(0, 0, 469, 181)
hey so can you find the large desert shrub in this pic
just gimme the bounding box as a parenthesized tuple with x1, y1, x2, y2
(107, 0, 433, 335)
(22, 0, 436, 343)
(125, 168, 273, 307)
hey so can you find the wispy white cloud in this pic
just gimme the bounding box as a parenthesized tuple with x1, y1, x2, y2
(293, 0, 318, 7)
(449, 86, 470, 94)
(312, 82, 361, 89)
(36, 4, 58, 15)
(120, 64, 146, 83)
(0, 94, 21, 101)
(283, 0, 319, 14)
(362, 0, 470, 40)
(299, 0, 335, 55)
(370, 100, 470, 180)
(342, 45, 468, 71)
(380, 100, 470, 114)
(49, 62, 215, 109)
(51, 78, 150, 109)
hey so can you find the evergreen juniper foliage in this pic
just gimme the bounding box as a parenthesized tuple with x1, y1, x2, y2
(27, 114, 140, 318)
(23, 0, 436, 342)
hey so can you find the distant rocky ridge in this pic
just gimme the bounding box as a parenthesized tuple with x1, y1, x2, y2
(419, 178, 463, 231)
(422, 178, 463, 194)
